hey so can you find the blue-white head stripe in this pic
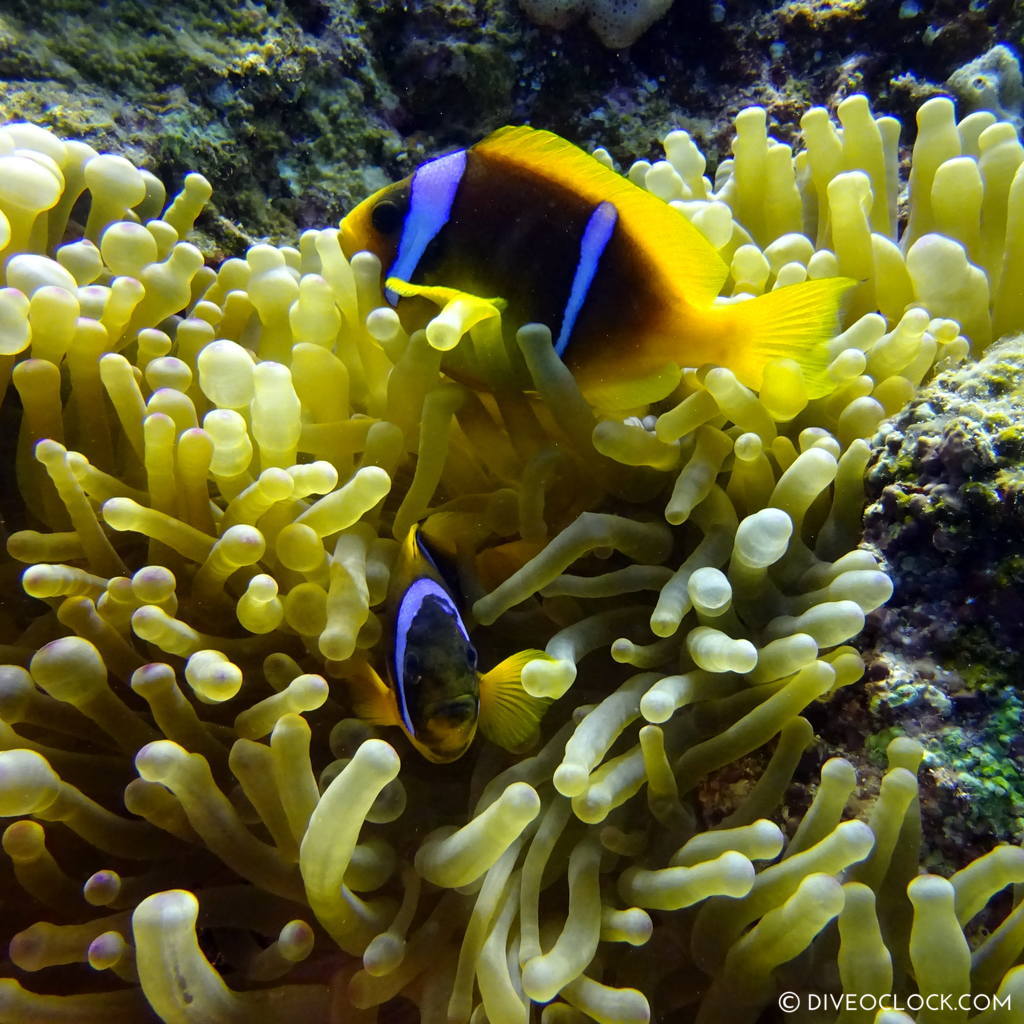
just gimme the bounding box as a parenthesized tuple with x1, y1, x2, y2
(393, 576, 470, 734)
(386, 149, 468, 305)
(554, 200, 618, 358)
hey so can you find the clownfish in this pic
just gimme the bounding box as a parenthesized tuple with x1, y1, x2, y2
(339, 125, 853, 408)
(348, 525, 551, 763)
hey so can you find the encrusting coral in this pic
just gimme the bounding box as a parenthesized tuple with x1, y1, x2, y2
(516, 0, 673, 50)
(857, 332, 1024, 858)
(1, 95, 1024, 1022)
(947, 45, 1024, 129)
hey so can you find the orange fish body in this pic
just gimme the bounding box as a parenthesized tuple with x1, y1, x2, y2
(340, 126, 851, 407)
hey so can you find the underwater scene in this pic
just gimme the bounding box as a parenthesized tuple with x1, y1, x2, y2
(2, 0, 1024, 1021)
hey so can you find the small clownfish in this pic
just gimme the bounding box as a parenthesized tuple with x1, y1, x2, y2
(339, 125, 854, 408)
(348, 526, 551, 764)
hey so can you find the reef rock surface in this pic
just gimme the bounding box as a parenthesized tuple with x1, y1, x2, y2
(834, 334, 1024, 868)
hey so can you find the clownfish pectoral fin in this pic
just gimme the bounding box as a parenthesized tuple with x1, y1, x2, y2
(385, 277, 508, 350)
(347, 661, 401, 728)
(478, 649, 554, 753)
(386, 277, 508, 313)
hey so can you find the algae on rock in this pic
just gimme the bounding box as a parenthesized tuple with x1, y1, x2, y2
(856, 333, 1024, 862)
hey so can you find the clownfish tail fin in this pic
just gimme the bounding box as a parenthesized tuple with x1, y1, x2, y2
(720, 276, 856, 399)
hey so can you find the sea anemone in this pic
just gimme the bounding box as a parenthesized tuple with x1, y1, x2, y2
(0, 97, 1023, 1023)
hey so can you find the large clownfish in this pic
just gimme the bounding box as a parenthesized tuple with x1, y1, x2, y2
(340, 125, 852, 408)
(348, 525, 551, 763)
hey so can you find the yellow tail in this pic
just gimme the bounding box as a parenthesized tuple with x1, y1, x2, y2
(718, 277, 855, 398)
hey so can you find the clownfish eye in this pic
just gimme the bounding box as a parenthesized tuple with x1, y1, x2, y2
(371, 199, 403, 235)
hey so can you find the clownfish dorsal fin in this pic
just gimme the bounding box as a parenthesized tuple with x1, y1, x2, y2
(397, 522, 421, 570)
(386, 524, 420, 603)
(418, 511, 467, 561)
(347, 660, 401, 728)
(396, 521, 446, 581)
(474, 125, 729, 306)
(478, 649, 554, 753)
(418, 512, 470, 576)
